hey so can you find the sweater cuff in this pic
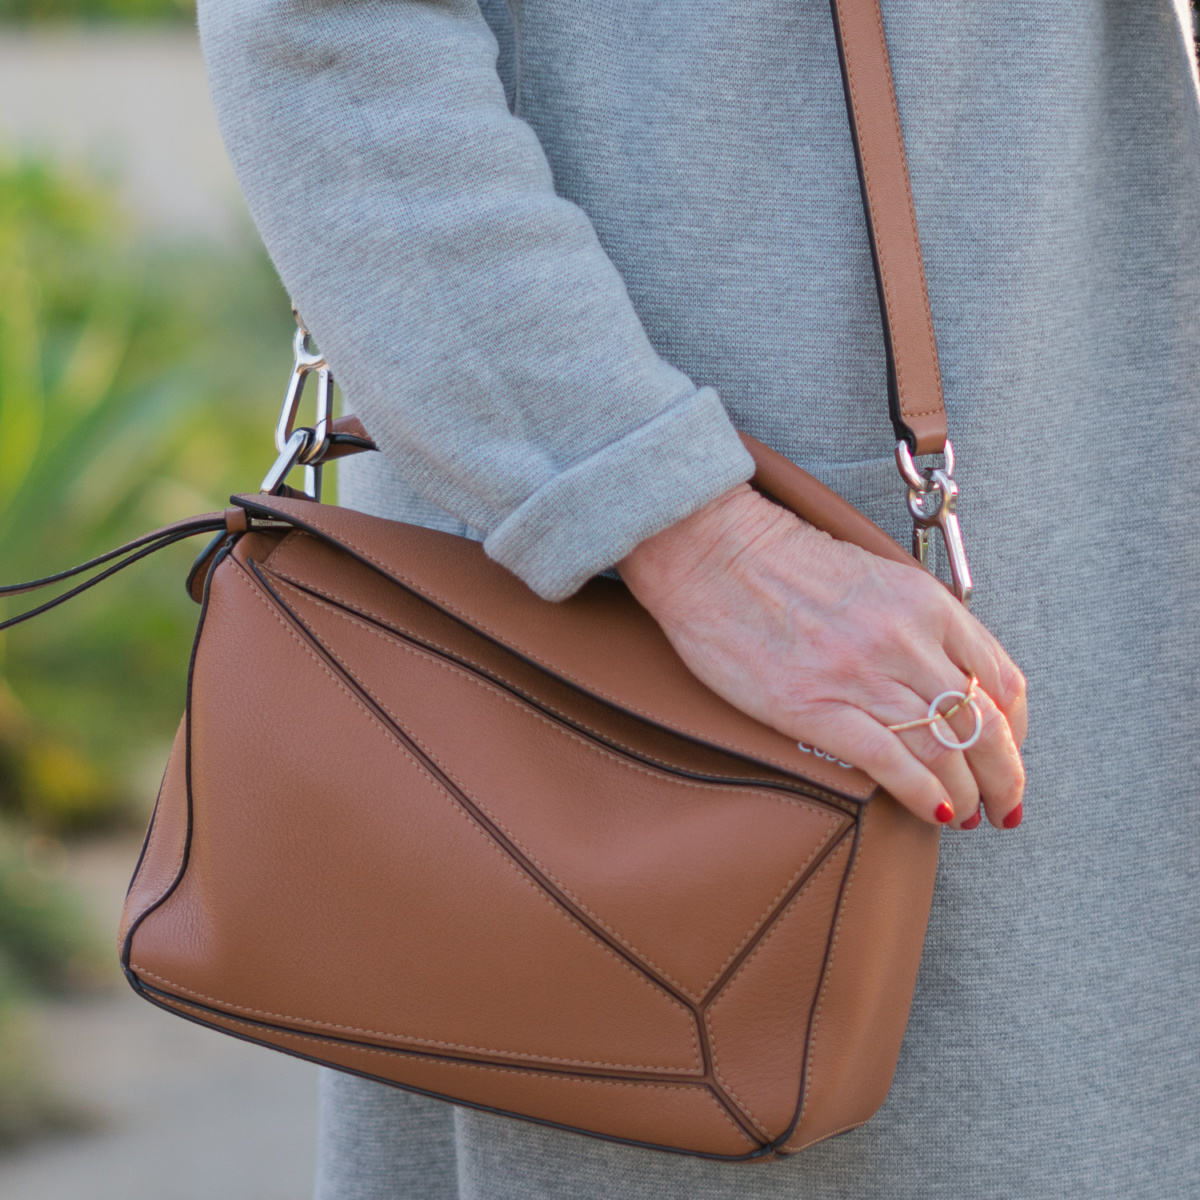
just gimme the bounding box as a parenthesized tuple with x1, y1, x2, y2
(483, 387, 755, 601)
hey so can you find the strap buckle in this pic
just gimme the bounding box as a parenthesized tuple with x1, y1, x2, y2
(895, 440, 973, 607)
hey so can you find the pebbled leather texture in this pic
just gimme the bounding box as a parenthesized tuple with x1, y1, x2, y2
(120, 492, 939, 1159)
(116, 0, 946, 1161)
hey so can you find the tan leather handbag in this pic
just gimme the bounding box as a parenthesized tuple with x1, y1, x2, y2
(0, 0, 973, 1161)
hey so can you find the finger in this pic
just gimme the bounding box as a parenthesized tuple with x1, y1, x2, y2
(962, 688, 1025, 829)
(942, 609, 1029, 746)
(860, 683, 980, 827)
(791, 705, 955, 826)
(902, 649, 1025, 829)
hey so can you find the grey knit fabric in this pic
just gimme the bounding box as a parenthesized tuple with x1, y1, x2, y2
(198, 0, 1200, 1196)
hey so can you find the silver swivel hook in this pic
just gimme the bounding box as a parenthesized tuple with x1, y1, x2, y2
(895, 440, 973, 607)
(261, 308, 334, 501)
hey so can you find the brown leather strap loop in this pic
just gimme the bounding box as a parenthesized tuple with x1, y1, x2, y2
(828, 0, 947, 456)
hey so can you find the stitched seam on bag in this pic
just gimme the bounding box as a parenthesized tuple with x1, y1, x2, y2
(693, 828, 842, 999)
(275, 579, 841, 1003)
(267, 566, 803, 792)
(212, 563, 700, 1072)
(271, 574, 827, 807)
(793, 818, 866, 1138)
(782, 1118, 867, 1154)
(267, 531, 868, 797)
(841, 0, 942, 422)
(133, 968, 704, 1074)
(153, 998, 758, 1146)
(703, 848, 849, 1138)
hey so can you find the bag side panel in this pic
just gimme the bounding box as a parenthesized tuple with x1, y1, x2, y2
(782, 795, 940, 1151)
(704, 834, 854, 1139)
(120, 715, 188, 948)
(127, 555, 703, 1075)
(138, 990, 762, 1159)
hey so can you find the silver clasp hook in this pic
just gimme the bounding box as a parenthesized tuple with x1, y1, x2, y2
(895, 440, 973, 607)
(261, 308, 333, 500)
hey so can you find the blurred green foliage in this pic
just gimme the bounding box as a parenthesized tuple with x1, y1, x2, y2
(0, 149, 289, 1144)
(0, 153, 293, 832)
(0, 0, 192, 24)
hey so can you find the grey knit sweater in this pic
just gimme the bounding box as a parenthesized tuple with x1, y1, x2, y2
(198, 1, 1200, 1196)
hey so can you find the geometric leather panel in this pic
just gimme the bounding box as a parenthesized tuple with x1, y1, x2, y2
(274, 577, 847, 1003)
(132, 563, 702, 1074)
(122, 508, 939, 1161)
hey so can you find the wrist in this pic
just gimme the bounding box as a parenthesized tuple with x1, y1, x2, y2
(618, 483, 794, 611)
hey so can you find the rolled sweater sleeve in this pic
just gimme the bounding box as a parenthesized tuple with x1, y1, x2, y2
(198, 0, 754, 600)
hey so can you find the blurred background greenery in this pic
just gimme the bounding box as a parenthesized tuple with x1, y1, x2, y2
(0, 136, 292, 1139)
(0, 0, 1197, 1165)
(0, 155, 292, 835)
(0, 0, 191, 25)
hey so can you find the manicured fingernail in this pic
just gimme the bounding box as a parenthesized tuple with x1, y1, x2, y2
(1002, 803, 1024, 830)
(935, 802, 955, 824)
(960, 808, 983, 830)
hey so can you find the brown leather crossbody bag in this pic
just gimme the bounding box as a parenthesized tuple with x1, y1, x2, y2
(0, 0, 973, 1161)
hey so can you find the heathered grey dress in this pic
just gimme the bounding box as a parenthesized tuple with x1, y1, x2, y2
(197, 0, 1200, 1196)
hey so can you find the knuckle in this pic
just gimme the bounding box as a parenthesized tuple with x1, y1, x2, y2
(914, 732, 957, 772)
(978, 703, 1010, 743)
(992, 657, 1027, 711)
(846, 722, 894, 769)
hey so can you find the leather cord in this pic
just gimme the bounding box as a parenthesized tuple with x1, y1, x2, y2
(0, 0, 947, 630)
(0, 515, 228, 631)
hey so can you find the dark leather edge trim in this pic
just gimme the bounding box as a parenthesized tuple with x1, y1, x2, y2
(772, 810, 866, 1151)
(123, 750, 169, 903)
(120, 537, 237, 986)
(827, 0, 906, 449)
(129, 978, 772, 1161)
(232, 497, 876, 806)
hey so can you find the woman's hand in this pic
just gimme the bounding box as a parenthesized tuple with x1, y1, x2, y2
(618, 483, 1027, 829)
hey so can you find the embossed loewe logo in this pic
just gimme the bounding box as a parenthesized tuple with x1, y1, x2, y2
(796, 742, 855, 770)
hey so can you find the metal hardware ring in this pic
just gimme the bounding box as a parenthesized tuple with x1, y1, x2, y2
(925, 689, 984, 752)
(895, 438, 955, 493)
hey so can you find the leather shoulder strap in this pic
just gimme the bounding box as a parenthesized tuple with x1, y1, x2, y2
(829, 0, 947, 456)
(313, 1, 948, 464)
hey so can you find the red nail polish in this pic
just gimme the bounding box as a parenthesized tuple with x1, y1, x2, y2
(935, 802, 955, 824)
(1002, 803, 1024, 830)
(960, 808, 983, 830)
